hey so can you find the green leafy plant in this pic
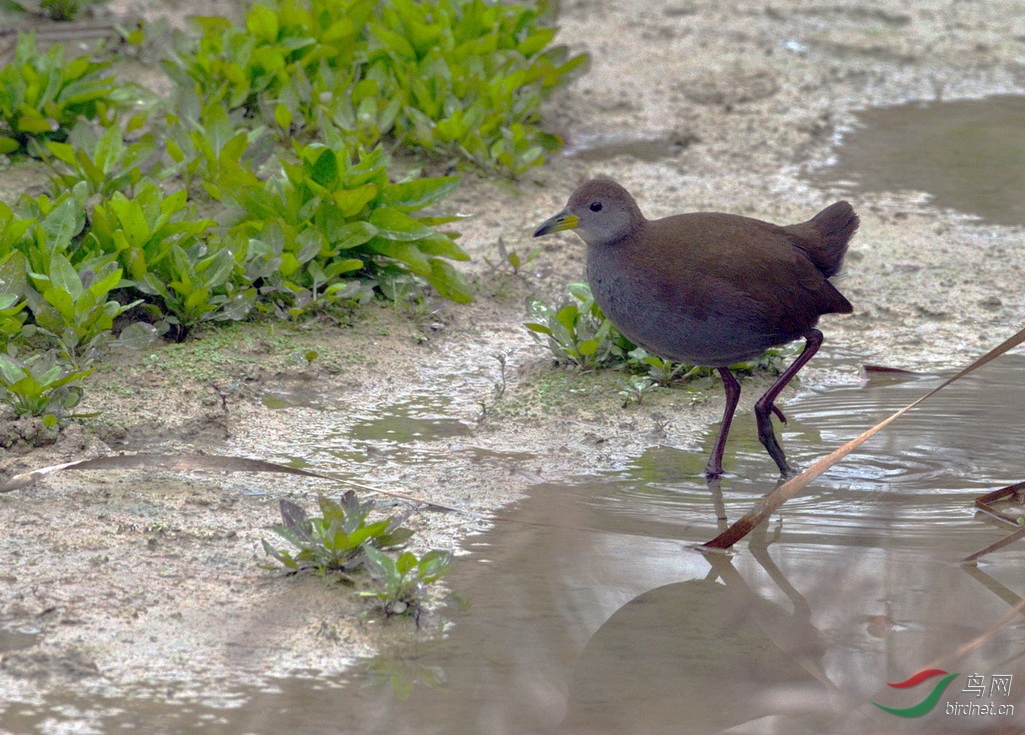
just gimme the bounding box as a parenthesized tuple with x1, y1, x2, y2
(2, 186, 133, 361)
(25, 254, 139, 363)
(262, 492, 452, 622)
(12, 186, 90, 276)
(618, 375, 657, 407)
(366, 0, 589, 172)
(83, 182, 252, 338)
(5, 0, 102, 21)
(525, 282, 634, 368)
(262, 492, 415, 575)
(43, 118, 160, 198)
(163, 103, 271, 200)
(0, 201, 35, 252)
(0, 33, 135, 155)
(0, 0, 598, 427)
(627, 348, 696, 387)
(229, 140, 471, 312)
(0, 350, 91, 423)
(164, 0, 588, 174)
(0, 205, 34, 348)
(359, 546, 453, 622)
(162, 1, 372, 127)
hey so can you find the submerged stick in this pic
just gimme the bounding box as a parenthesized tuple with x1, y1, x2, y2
(0, 452, 473, 515)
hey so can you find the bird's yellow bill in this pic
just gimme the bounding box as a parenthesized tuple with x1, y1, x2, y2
(533, 212, 579, 237)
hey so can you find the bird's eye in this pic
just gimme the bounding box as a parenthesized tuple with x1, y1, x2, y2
(589, 201, 603, 212)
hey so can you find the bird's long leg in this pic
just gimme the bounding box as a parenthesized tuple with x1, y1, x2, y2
(706, 366, 742, 478)
(754, 329, 823, 477)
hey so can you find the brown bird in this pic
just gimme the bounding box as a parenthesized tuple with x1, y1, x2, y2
(534, 178, 858, 478)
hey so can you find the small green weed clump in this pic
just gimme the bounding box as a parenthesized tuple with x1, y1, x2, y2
(526, 282, 635, 369)
(0, 351, 91, 424)
(39, 0, 82, 21)
(526, 282, 790, 389)
(4, 0, 95, 21)
(262, 491, 452, 623)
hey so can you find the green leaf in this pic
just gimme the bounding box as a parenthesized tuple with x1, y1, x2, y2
(567, 282, 595, 303)
(416, 232, 470, 261)
(274, 102, 292, 130)
(367, 207, 436, 241)
(317, 496, 347, 525)
(518, 29, 556, 57)
(112, 196, 151, 248)
(45, 140, 78, 166)
(246, 4, 280, 42)
(348, 521, 389, 548)
(555, 303, 580, 333)
(325, 258, 364, 278)
(427, 259, 472, 303)
(15, 106, 55, 134)
(331, 184, 378, 218)
(87, 266, 123, 300)
(0, 355, 24, 383)
(322, 16, 357, 43)
(418, 549, 452, 582)
(309, 148, 339, 188)
(42, 285, 75, 321)
(379, 176, 460, 211)
(199, 248, 236, 289)
(295, 228, 324, 264)
(47, 253, 83, 300)
(41, 196, 83, 251)
(262, 539, 298, 570)
(361, 544, 395, 583)
(395, 551, 417, 575)
(371, 24, 417, 60)
(331, 221, 377, 250)
(366, 239, 431, 276)
(45, 366, 93, 390)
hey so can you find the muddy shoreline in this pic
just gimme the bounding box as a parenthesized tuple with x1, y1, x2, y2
(3, 0, 1025, 724)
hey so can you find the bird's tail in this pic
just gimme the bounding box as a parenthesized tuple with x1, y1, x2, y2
(786, 201, 859, 278)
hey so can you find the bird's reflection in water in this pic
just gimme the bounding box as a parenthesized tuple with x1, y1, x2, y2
(559, 525, 834, 735)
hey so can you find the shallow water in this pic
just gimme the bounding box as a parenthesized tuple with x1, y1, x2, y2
(0, 629, 39, 655)
(562, 132, 690, 162)
(6, 356, 1025, 733)
(814, 94, 1025, 226)
(316, 356, 1025, 735)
